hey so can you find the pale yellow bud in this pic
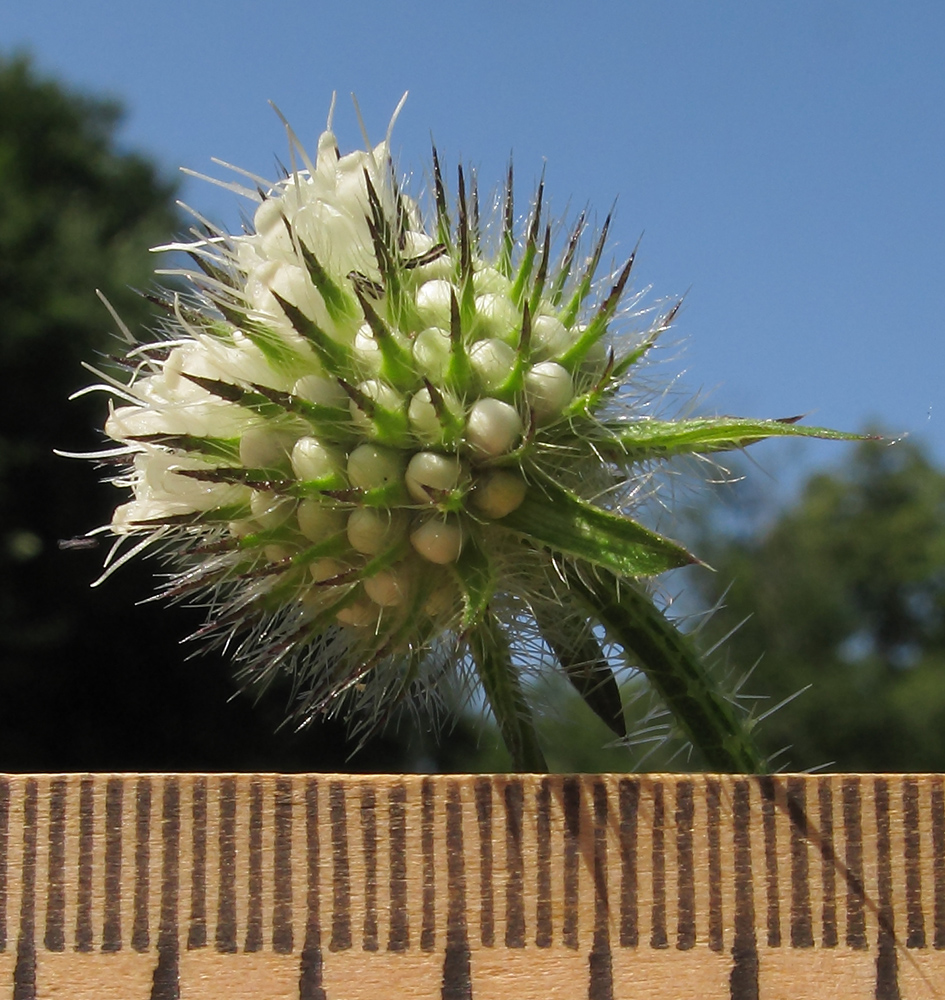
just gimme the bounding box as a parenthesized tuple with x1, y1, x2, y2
(250, 490, 295, 529)
(363, 566, 411, 607)
(347, 443, 405, 491)
(347, 508, 408, 555)
(405, 451, 464, 503)
(472, 470, 528, 519)
(524, 362, 573, 424)
(410, 516, 463, 564)
(296, 500, 345, 541)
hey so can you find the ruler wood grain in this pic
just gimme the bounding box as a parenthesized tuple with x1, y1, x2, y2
(0, 774, 942, 999)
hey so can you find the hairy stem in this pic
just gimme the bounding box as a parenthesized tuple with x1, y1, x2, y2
(566, 565, 767, 773)
(469, 611, 548, 772)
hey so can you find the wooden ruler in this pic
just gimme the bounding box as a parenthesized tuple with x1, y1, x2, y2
(0, 774, 942, 999)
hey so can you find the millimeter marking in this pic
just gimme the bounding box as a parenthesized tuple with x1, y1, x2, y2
(0, 774, 942, 999)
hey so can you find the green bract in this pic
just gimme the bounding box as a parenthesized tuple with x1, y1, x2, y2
(88, 100, 855, 771)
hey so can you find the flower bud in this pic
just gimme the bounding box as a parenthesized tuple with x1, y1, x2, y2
(472, 470, 528, 519)
(475, 293, 519, 342)
(470, 338, 516, 393)
(291, 437, 346, 483)
(408, 386, 462, 445)
(415, 279, 453, 327)
(348, 379, 403, 433)
(423, 576, 458, 618)
(524, 362, 573, 424)
(265, 544, 294, 564)
(336, 597, 376, 627)
(310, 557, 345, 582)
(347, 443, 405, 491)
(363, 565, 411, 606)
(403, 233, 451, 280)
(530, 314, 572, 360)
(346, 508, 407, 555)
(405, 452, 464, 503)
(465, 398, 523, 457)
(353, 324, 382, 374)
(412, 327, 451, 381)
(410, 516, 463, 564)
(297, 500, 346, 542)
(240, 428, 294, 470)
(250, 490, 295, 529)
(473, 267, 512, 296)
(293, 374, 347, 407)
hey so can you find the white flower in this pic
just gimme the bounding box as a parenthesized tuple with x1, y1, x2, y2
(83, 97, 854, 771)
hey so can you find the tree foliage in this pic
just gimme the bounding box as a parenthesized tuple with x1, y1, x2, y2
(690, 437, 945, 771)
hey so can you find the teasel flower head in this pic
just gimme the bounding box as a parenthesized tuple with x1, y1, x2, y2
(78, 97, 857, 772)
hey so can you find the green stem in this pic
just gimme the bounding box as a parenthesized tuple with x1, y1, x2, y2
(469, 612, 548, 773)
(566, 565, 767, 773)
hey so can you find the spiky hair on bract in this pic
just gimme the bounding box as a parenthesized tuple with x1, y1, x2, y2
(80, 95, 854, 772)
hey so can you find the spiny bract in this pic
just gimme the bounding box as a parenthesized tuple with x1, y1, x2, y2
(86, 99, 853, 772)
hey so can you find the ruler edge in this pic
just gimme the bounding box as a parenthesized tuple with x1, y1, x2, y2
(0, 773, 944, 998)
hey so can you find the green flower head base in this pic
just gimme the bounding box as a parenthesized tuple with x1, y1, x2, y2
(89, 98, 855, 773)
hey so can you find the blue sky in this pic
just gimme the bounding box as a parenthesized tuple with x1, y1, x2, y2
(4, 1, 944, 493)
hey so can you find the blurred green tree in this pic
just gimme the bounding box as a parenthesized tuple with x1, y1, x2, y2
(0, 52, 178, 642)
(688, 437, 945, 771)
